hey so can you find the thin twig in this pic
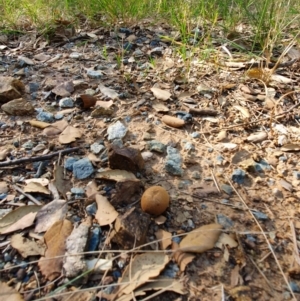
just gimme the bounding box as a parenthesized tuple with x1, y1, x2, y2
(12, 184, 42, 205)
(0, 146, 82, 168)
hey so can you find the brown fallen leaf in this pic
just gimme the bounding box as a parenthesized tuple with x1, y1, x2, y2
(0, 205, 41, 234)
(150, 87, 171, 101)
(10, 234, 46, 258)
(28, 120, 50, 129)
(155, 229, 172, 250)
(0, 281, 24, 301)
(79, 94, 98, 108)
(98, 84, 119, 100)
(35, 199, 68, 233)
(179, 223, 222, 253)
(95, 194, 118, 226)
(43, 120, 68, 136)
(96, 169, 137, 181)
(24, 182, 50, 195)
(38, 220, 73, 280)
(59, 125, 82, 144)
(0, 147, 11, 161)
(117, 252, 170, 296)
(53, 165, 72, 199)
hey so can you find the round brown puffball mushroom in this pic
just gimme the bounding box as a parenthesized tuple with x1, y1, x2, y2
(141, 186, 170, 216)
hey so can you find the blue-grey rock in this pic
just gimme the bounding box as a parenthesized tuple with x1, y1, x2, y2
(112, 270, 121, 279)
(184, 142, 195, 151)
(176, 111, 193, 123)
(87, 70, 103, 79)
(0, 193, 7, 200)
(111, 139, 123, 148)
(4, 253, 11, 262)
(172, 236, 181, 244)
(64, 157, 78, 171)
(208, 148, 214, 153)
(289, 282, 300, 293)
(71, 187, 85, 195)
(73, 158, 94, 179)
(59, 97, 74, 108)
(123, 42, 133, 51)
(279, 156, 287, 162)
(87, 227, 101, 251)
(119, 28, 132, 35)
(221, 199, 229, 203)
(86, 202, 97, 216)
(147, 140, 166, 153)
(149, 40, 160, 48)
(29, 82, 39, 93)
(107, 121, 127, 141)
(165, 146, 183, 176)
(55, 113, 64, 120)
(90, 143, 105, 154)
(293, 171, 300, 180)
(69, 52, 83, 59)
(162, 262, 179, 278)
(252, 211, 268, 220)
(190, 132, 200, 138)
(217, 214, 234, 228)
(216, 155, 225, 165)
(231, 169, 246, 184)
(187, 219, 195, 229)
(221, 184, 233, 195)
(124, 116, 131, 123)
(191, 171, 201, 179)
(22, 140, 34, 150)
(37, 111, 54, 123)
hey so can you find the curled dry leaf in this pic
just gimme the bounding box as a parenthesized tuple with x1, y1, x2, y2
(38, 219, 73, 281)
(246, 132, 268, 143)
(150, 87, 171, 101)
(96, 169, 137, 181)
(53, 165, 72, 199)
(25, 178, 49, 186)
(59, 125, 82, 144)
(162, 115, 185, 128)
(117, 252, 170, 296)
(35, 199, 68, 233)
(24, 182, 50, 195)
(155, 229, 172, 250)
(215, 233, 238, 249)
(28, 120, 50, 129)
(10, 234, 46, 258)
(95, 194, 118, 226)
(99, 84, 119, 100)
(233, 105, 250, 118)
(79, 94, 97, 108)
(0, 205, 41, 234)
(179, 223, 222, 253)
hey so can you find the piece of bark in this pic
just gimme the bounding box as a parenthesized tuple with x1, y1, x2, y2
(110, 179, 144, 207)
(108, 145, 145, 173)
(113, 207, 151, 249)
(188, 108, 219, 116)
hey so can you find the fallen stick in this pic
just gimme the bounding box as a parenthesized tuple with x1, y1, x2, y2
(0, 146, 82, 168)
(188, 108, 219, 116)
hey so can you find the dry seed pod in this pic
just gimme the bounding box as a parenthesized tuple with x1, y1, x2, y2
(141, 186, 170, 216)
(161, 115, 185, 128)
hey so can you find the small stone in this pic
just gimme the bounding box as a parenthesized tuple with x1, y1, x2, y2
(293, 171, 300, 180)
(55, 113, 64, 120)
(216, 214, 234, 228)
(91, 143, 105, 154)
(272, 188, 284, 199)
(113, 207, 151, 249)
(71, 187, 85, 195)
(221, 184, 233, 195)
(165, 146, 183, 176)
(111, 139, 123, 148)
(147, 140, 166, 153)
(108, 145, 145, 173)
(289, 282, 300, 293)
(87, 227, 101, 251)
(184, 142, 195, 151)
(279, 156, 287, 162)
(252, 211, 268, 220)
(29, 82, 39, 93)
(73, 158, 94, 179)
(143, 132, 152, 140)
(231, 169, 246, 184)
(216, 155, 225, 165)
(3, 252, 11, 262)
(22, 140, 34, 150)
(59, 97, 74, 108)
(87, 70, 103, 79)
(141, 151, 153, 161)
(65, 157, 78, 171)
(37, 111, 54, 123)
(1, 98, 34, 116)
(191, 171, 201, 179)
(69, 52, 83, 59)
(190, 132, 200, 138)
(107, 121, 127, 141)
(0, 76, 25, 104)
(86, 202, 97, 216)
